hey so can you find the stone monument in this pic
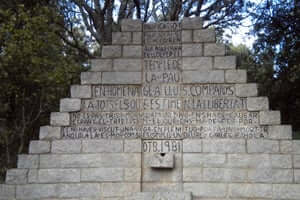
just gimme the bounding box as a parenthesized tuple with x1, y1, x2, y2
(1, 17, 300, 200)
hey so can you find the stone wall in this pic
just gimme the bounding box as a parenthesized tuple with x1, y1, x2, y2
(1, 18, 300, 200)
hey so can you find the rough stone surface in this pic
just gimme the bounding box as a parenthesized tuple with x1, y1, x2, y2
(112, 32, 131, 44)
(235, 83, 258, 97)
(81, 168, 123, 182)
(82, 140, 123, 153)
(18, 154, 39, 169)
(193, 29, 215, 42)
(150, 153, 174, 168)
(203, 139, 245, 153)
(204, 43, 225, 56)
(125, 139, 142, 153)
(113, 59, 142, 71)
(71, 85, 92, 98)
(225, 69, 247, 83)
(52, 140, 81, 154)
(183, 140, 202, 153)
(182, 70, 224, 83)
(39, 126, 61, 140)
(123, 46, 143, 58)
(182, 17, 203, 29)
(182, 44, 203, 57)
(184, 183, 227, 198)
(60, 98, 81, 112)
(126, 192, 192, 200)
(182, 57, 212, 71)
(29, 140, 50, 154)
(132, 32, 142, 44)
(182, 30, 192, 43)
(102, 72, 141, 84)
(102, 45, 122, 58)
(81, 72, 101, 84)
(247, 139, 279, 153)
(260, 110, 281, 125)
(214, 56, 236, 69)
(38, 169, 80, 183)
(90, 59, 113, 71)
(228, 184, 272, 198)
(0, 184, 16, 199)
(247, 97, 269, 111)
(50, 112, 70, 126)
(269, 125, 292, 139)
(122, 19, 142, 31)
(6, 169, 28, 184)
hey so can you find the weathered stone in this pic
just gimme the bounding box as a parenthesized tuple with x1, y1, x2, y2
(280, 140, 292, 153)
(39, 126, 61, 140)
(102, 72, 142, 84)
(184, 183, 227, 198)
(182, 57, 212, 70)
(150, 153, 174, 168)
(272, 169, 293, 183)
(269, 125, 292, 139)
(183, 153, 226, 167)
(214, 56, 236, 69)
(182, 70, 225, 83)
(225, 69, 247, 83)
(182, 17, 203, 29)
(182, 44, 203, 57)
(271, 154, 292, 168)
(294, 169, 300, 183)
(228, 184, 272, 198)
(247, 139, 279, 153)
(293, 140, 300, 153)
(81, 72, 101, 84)
(142, 183, 181, 192)
(50, 112, 70, 126)
(122, 19, 142, 31)
(124, 168, 141, 182)
(82, 140, 123, 153)
(235, 83, 258, 97)
(0, 184, 15, 199)
(125, 139, 142, 153)
(52, 140, 81, 154)
(204, 43, 226, 56)
(18, 154, 39, 169)
(112, 32, 131, 44)
(183, 139, 202, 153)
(28, 169, 38, 183)
(125, 192, 192, 200)
(6, 169, 28, 184)
(132, 32, 142, 44)
(90, 59, 113, 71)
(227, 154, 271, 168)
(60, 98, 81, 112)
(102, 45, 122, 58)
(102, 183, 140, 197)
(183, 168, 202, 182)
(71, 85, 92, 98)
(38, 169, 80, 183)
(182, 30, 192, 43)
(294, 155, 300, 168)
(203, 139, 245, 153)
(193, 29, 215, 43)
(123, 46, 142, 58)
(113, 59, 142, 71)
(273, 184, 300, 199)
(247, 97, 269, 111)
(260, 110, 281, 125)
(29, 140, 50, 154)
(81, 168, 123, 182)
(16, 184, 55, 199)
(203, 168, 247, 182)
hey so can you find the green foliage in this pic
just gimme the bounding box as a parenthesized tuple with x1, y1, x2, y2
(0, 3, 84, 181)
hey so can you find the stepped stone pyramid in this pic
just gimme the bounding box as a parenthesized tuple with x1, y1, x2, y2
(1, 17, 300, 200)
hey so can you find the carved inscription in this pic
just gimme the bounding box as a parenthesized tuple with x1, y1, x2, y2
(143, 140, 182, 153)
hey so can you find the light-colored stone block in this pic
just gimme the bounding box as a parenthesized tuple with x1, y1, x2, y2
(90, 59, 113, 71)
(126, 192, 192, 200)
(125, 139, 141, 153)
(71, 85, 92, 98)
(122, 19, 142, 31)
(204, 43, 225, 56)
(260, 110, 281, 125)
(247, 168, 273, 183)
(39, 126, 61, 140)
(113, 58, 142, 71)
(29, 140, 50, 154)
(294, 155, 300, 168)
(229, 184, 272, 198)
(82, 140, 123, 153)
(150, 153, 174, 168)
(182, 70, 225, 83)
(182, 44, 202, 57)
(57, 183, 101, 198)
(184, 183, 226, 198)
(28, 169, 38, 183)
(227, 154, 271, 168)
(112, 32, 131, 44)
(38, 169, 80, 183)
(52, 140, 81, 153)
(59, 98, 81, 112)
(182, 30, 192, 43)
(183, 139, 202, 153)
(142, 183, 181, 192)
(16, 184, 56, 199)
(102, 72, 142, 84)
(18, 154, 39, 169)
(6, 169, 28, 184)
(214, 56, 236, 69)
(271, 154, 292, 168)
(123, 46, 142, 58)
(193, 29, 215, 43)
(273, 184, 300, 199)
(225, 69, 247, 83)
(247, 97, 269, 111)
(124, 168, 141, 182)
(203, 139, 245, 153)
(294, 169, 300, 183)
(0, 184, 15, 199)
(203, 168, 247, 182)
(182, 57, 212, 71)
(235, 83, 258, 97)
(183, 168, 202, 182)
(272, 169, 293, 183)
(182, 17, 203, 29)
(81, 168, 123, 182)
(132, 32, 142, 44)
(81, 72, 101, 84)
(293, 140, 300, 153)
(102, 45, 122, 58)
(50, 112, 70, 126)
(280, 140, 292, 153)
(269, 125, 292, 139)
(102, 183, 140, 197)
(183, 153, 226, 167)
(247, 139, 279, 153)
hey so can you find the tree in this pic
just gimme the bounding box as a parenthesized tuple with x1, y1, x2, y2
(0, 3, 84, 180)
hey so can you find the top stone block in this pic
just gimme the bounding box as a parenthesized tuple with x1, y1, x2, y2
(182, 17, 203, 29)
(121, 19, 142, 31)
(144, 22, 181, 32)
